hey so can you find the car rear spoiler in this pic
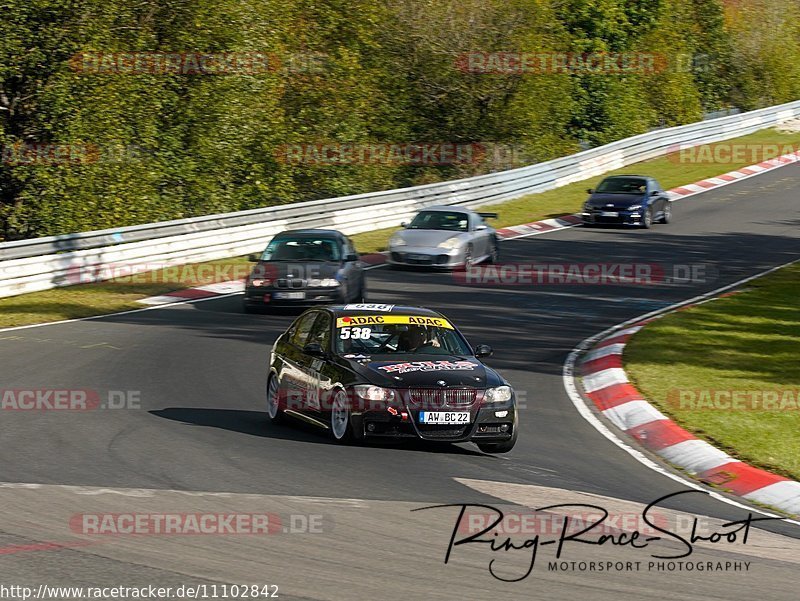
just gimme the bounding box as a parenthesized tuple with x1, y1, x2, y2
(478, 212, 498, 219)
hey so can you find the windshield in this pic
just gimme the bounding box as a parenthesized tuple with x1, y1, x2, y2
(334, 317, 472, 357)
(596, 177, 647, 194)
(261, 237, 341, 261)
(407, 211, 469, 231)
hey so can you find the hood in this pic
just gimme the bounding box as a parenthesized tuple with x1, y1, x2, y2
(587, 193, 645, 209)
(249, 260, 341, 281)
(345, 354, 490, 388)
(393, 229, 466, 248)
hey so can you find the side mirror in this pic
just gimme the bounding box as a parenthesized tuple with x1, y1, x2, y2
(345, 253, 359, 262)
(400, 221, 408, 228)
(474, 344, 493, 358)
(586, 188, 594, 194)
(248, 253, 261, 262)
(474, 224, 488, 231)
(651, 190, 660, 196)
(303, 342, 326, 358)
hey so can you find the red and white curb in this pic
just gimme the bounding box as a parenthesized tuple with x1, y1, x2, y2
(496, 215, 582, 239)
(137, 280, 246, 306)
(137, 148, 800, 306)
(668, 151, 800, 198)
(578, 307, 800, 518)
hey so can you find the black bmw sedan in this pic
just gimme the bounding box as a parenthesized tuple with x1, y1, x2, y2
(266, 304, 518, 453)
(243, 229, 366, 312)
(582, 175, 672, 228)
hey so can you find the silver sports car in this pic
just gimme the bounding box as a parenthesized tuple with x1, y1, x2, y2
(387, 205, 499, 269)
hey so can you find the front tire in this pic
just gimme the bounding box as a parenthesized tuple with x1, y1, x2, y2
(266, 375, 284, 424)
(659, 202, 672, 224)
(487, 239, 499, 264)
(456, 246, 473, 272)
(330, 388, 353, 442)
(640, 208, 653, 229)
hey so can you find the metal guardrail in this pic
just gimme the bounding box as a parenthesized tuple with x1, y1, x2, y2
(2, 100, 799, 298)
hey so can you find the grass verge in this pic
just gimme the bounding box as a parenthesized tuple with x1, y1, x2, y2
(624, 261, 800, 481)
(2, 127, 799, 328)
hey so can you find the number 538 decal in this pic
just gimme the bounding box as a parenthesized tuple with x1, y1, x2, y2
(339, 327, 372, 340)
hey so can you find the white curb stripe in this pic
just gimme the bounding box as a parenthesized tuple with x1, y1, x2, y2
(194, 281, 246, 294)
(657, 440, 733, 475)
(539, 218, 564, 228)
(583, 343, 626, 362)
(603, 400, 662, 430)
(744, 482, 800, 515)
(598, 325, 643, 343)
(136, 295, 185, 306)
(582, 367, 629, 393)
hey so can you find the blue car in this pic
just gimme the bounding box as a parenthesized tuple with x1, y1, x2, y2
(581, 175, 672, 228)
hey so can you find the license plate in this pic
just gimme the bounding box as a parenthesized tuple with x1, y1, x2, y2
(599, 211, 619, 217)
(419, 411, 470, 424)
(407, 254, 431, 261)
(273, 291, 306, 300)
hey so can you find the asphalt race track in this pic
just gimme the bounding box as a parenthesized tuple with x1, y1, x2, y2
(1, 165, 799, 600)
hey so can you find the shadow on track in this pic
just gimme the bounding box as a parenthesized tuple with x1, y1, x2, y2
(151, 407, 491, 457)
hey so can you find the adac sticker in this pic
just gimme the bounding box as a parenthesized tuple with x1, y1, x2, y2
(373, 360, 475, 374)
(336, 315, 453, 329)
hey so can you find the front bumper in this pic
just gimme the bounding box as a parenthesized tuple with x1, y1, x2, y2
(582, 209, 645, 226)
(352, 397, 517, 443)
(243, 287, 344, 307)
(387, 246, 466, 268)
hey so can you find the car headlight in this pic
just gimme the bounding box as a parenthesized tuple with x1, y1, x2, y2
(354, 385, 396, 402)
(627, 205, 642, 211)
(484, 385, 513, 403)
(309, 278, 340, 287)
(250, 279, 271, 287)
(389, 234, 406, 247)
(437, 237, 462, 250)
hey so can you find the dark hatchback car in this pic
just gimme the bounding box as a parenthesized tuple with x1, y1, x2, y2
(243, 229, 366, 312)
(582, 175, 672, 228)
(266, 304, 518, 453)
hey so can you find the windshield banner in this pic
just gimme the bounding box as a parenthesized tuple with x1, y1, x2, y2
(335, 315, 453, 329)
